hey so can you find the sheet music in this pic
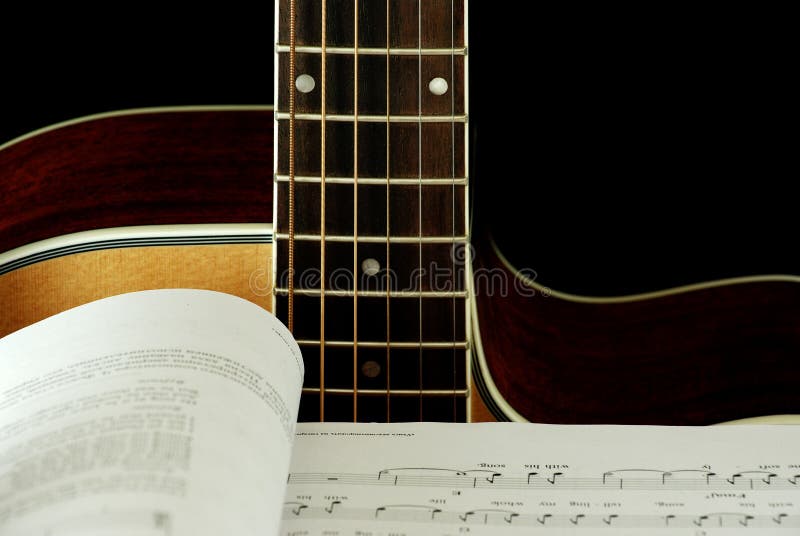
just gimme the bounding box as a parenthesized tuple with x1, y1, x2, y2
(0, 290, 303, 536)
(282, 422, 800, 535)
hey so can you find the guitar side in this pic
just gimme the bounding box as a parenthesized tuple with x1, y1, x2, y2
(471, 234, 800, 424)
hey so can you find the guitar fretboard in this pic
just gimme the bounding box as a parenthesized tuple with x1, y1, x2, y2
(275, 0, 469, 422)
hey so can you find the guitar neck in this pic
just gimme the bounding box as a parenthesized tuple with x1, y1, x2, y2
(274, 0, 470, 422)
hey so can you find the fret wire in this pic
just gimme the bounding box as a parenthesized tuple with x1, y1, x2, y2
(319, 0, 327, 422)
(275, 175, 467, 185)
(276, 45, 467, 56)
(279, 2, 470, 423)
(287, 0, 297, 334)
(274, 233, 467, 243)
(303, 387, 469, 396)
(417, 0, 423, 421)
(273, 288, 468, 298)
(296, 340, 469, 349)
(276, 112, 467, 123)
(451, 0, 458, 421)
(352, 0, 359, 422)
(463, 0, 471, 422)
(385, 0, 392, 422)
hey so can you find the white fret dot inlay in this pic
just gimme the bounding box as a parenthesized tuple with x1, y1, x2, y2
(428, 77, 449, 96)
(295, 74, 316, 93)
(361, 258, 381, 276)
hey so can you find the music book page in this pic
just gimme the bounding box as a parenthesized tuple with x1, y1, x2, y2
(284, 422, 800, 535)
(0, 289, 304, 536)
(2, 290, 799, 535)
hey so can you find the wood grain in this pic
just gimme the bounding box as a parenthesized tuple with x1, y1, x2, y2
(0, 244, 272, 338)
(275, 0, 469, 421)
(0, 109, 273, 254)
(473, 235, 800, 425)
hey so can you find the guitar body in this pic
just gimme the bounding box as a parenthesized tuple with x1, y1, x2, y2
(463, 4, 800, 424)
(471, 236, 800, 425)
(4, 3, 799, 424)
(3, 106, 799, 425)
(0, 107, 275, 337)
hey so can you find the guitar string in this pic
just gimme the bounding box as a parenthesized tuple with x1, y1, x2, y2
(450, 0, 457, 422)
(319, 0, 328, 421)
(417, 0, 424, 421)
(287, 0, 297, 334)
(353, 0, 359, 422)
(384, 0, 392, 422)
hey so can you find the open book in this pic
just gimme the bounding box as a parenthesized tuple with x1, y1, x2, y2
(1, 290, 798, 535)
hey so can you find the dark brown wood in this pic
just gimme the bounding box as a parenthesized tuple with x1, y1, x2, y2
(276, 0, 469, 422)
(278, 0, 464, 49)
(0, 109, 274, 253)
(473, 234, 800, 425)
(277, 55, 465, 116)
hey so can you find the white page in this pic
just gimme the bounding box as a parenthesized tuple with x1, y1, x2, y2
(283, 422, 800, 535)
(0, 289, 303, 536)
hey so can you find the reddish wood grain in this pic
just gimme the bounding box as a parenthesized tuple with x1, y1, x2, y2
(0, 109, 273, 253)
(473, 235, 800, 424)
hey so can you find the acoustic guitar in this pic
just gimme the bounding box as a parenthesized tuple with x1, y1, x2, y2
(2, 2, 799, 425)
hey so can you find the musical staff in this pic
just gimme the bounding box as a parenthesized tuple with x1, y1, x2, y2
(284, 422, 800, 534)
(282, 502, 800, 529)
(288, 466, 800, 491)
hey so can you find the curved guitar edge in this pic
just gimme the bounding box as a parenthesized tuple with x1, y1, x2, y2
(489, 236, 800, 304)
(468, 263, 525, 423)
(0, 224, 274, 339)
(0, 223, 272, 276)
(471, 234, 800, 425)
(1, 106, 277, 338)
(0, 105, 275, 254)
(0, 105, 274, 152)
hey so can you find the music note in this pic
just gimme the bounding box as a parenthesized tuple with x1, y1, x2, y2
(603, 514, 618, 525)
(570, 513, 585, 525)
(662, 468, 716, 486)
(774, 513, 788, 524)
(379, 467, 467, 476)
(458, 509, 518, 525)
(377, 467, 469, 487)
(728, 472, 743, 485)
(375, 505, 442, 521)
(537, 513, 552, 525)
(603, 468, 672, 489)
(727, 470, 778, 488)
(547, 472, 563, 485)
(504, 512, 519, 524)
(325, 500, 340, 514)
(283, 502, 308, 516)
(463, 470, 502, 484)
(698, 512, 758, 527)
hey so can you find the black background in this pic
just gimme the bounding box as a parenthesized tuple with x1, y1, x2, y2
(2, 5, 796, 295)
